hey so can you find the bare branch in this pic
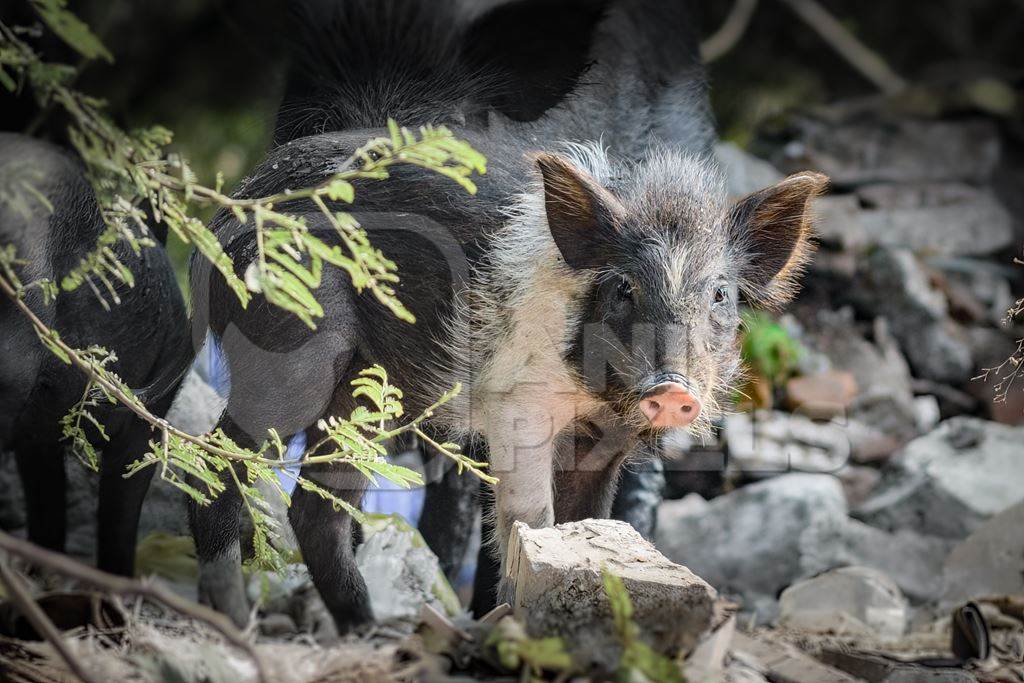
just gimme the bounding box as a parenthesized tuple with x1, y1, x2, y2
(701, 0, 759, 63)
(777, 0, 907, 95)
(0, 530, 267, 683)
(0, 560, 102, 683)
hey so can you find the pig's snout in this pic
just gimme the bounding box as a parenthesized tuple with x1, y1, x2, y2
(639, 382, 701, 428)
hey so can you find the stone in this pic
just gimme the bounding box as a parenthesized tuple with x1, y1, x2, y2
(683, 614, 736, 683)
(724, 411, 850, 478)
(837, 466, 882, 506)
(854, 418, 1024, 539)
(610, 456, 665, 541)
(785, 371, 859, 419)
(800, 518, 955, 604)
(930, 257, 1017, 327)
(355, 515, 459, 626)
(941, 503, 1024, 607)
(776, 117, 1001, 187)
(859, 248, 974, 383)
(913, 395, 942, 433)
(507, 518, 716, 668)
(656, 474, 848, 605)
(809, 311, 915, 409)
(779, 566, 909, 639)
(858, 190, 1013, 257)
(730, 632, 858, 683)
(715, 142, 783, 198)
(816, 194, 1015, 258)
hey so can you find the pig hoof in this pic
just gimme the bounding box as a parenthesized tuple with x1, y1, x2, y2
(197, 549, 250, 628)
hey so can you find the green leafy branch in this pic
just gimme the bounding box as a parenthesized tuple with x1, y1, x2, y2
(1, 1, 493, 571)
(0, 16, 486, 327)
(1, 243, 494, 571)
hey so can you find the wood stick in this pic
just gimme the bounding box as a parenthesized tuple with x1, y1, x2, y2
(778, 0, 906, 94)
(701, 0, 760, 63)
(0, 531, 266, 683)
(0, 560, 101, 683)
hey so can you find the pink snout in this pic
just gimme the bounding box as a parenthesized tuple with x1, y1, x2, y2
(639, 382, 701, 428)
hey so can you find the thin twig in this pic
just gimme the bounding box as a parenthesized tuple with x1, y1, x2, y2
(0, 530, 267, 683)
(0, 560, 101, 683)
(701, 0, 759, 63)
(777, 0, 906, 94)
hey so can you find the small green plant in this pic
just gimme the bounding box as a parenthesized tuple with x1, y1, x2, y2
(740, 309, 804, 388)
(603, 569, 686, 683)
(486, 618, 575, 681)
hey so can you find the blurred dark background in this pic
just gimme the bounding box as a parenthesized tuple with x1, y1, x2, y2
(4, 0, 1022, 183)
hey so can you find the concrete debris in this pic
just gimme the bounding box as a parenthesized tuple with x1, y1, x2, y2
(506, 518, 716, 668)
(656, 474, 848, 609)
(724, 411, 850, 477)
(355, 515, 459, 627)
(800, 517, 955, 604)
(779, 566, 909, 639)
(785, 371, 859, 419)
(855, 418, 1024, 539)
(777, 117, 1001, 187)
(941, 503, 1024, 607)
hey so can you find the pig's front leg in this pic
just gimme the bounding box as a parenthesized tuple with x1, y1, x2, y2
(485, 404, 565, 603)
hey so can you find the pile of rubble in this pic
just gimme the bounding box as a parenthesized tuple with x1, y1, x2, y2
(1, 103, 1022, 682)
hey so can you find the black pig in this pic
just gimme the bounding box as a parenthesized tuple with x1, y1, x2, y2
(0, 133, 192, 575)
(189, 0, 828, 633)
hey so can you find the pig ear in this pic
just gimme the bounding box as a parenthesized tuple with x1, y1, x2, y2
(728, 171, 829, 308)
(536, 153, 626, 270)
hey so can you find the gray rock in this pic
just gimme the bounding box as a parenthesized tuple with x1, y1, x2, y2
(860, 248, 973, 383)
(715, 142, 783, 198)
(724, 411, 850, 478)
(800, 517, 954, 603)
(508, 518, 716, 668)
(777, 118, 1001, 186)
(941, 503, 1024, 606)
(779, 566, 908, 639)
(656, 473, 848, 606)
(809, 311, 915, 408)
(930, 257, 1017, 327)
(884, 669, 977, 683)
(356, 517, 457, 627)
(855, 418, 1024, 539)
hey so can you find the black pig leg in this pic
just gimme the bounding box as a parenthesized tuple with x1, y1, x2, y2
(610, 451, 664, 541)
(288, 459, 372, 634)
(469, 494, 501, 618)
(96, 417, 159, 575)
(552, 415, 639, 523)
(188, 414, 251, 628)
(14, 443, 66, 553)
(285, 369, 378, 634)
(418, 431, 482, 582)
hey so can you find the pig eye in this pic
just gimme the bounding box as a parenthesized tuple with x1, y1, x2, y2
(616, 277, 634, 301)
(713, 286, 728, 305)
